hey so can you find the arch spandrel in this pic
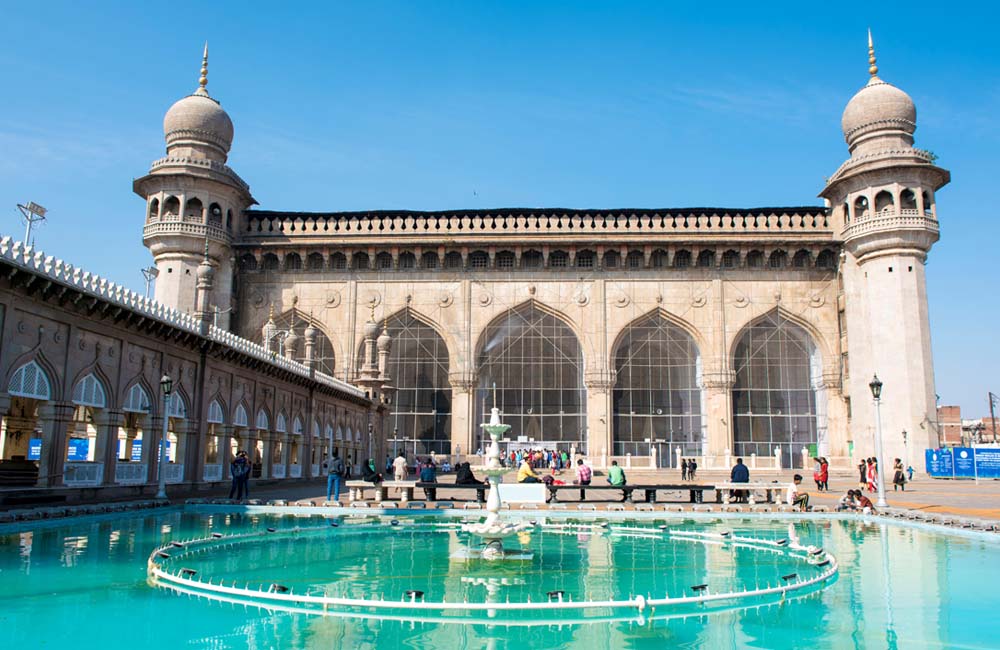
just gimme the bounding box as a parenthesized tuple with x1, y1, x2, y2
(725, 306, 835, 373)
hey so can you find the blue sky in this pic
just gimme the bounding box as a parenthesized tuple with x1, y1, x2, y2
(0, 2, 996, 415)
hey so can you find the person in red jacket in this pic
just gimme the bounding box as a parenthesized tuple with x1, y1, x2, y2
(813, 457, 829, 492)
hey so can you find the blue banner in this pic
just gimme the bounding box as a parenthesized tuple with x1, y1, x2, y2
(67, 438, 89, 461)
(925, 447, 1000, 479)
(28, 438, 41, 460)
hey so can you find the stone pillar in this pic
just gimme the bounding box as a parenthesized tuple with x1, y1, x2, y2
(702, 371, 734, 459)
(36, 402, 74, 487)
(145, 416, 164, 488)
(821, 372, 851, 463)
(449, 374, 476, 455)
(258, 430, 272, 479)
(584, 375, 613, 461)
(281, 433, 292, 478)
(96, 409, 123, 486)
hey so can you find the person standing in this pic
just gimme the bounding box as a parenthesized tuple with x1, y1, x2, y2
(689, 458, 698, 481)
(326, 451, 345, 502)
(893, 458, 906, 491)
(867, 458, 879, 493)
(858, 460, 867, 489)
(574, 458, 592, 501)
(730, 457, 750, 503)
(681, 458, 689, 481)
(813, 457, 829, 492)
(392, 452, 408, 482)
(419, 458, 438, 500)
(228, 451, 250, 501)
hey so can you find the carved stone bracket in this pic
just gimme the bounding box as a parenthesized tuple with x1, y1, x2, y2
(701, 370, 735, 390)
(448, 372, 477, 394)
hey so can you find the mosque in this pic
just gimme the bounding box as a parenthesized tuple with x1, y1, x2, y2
(137, 36, 948, 471)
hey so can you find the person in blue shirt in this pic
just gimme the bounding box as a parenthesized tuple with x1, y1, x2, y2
(419, 459, 438, 500)
(730, 457, 750, 503)
(228, 451, 250, 501)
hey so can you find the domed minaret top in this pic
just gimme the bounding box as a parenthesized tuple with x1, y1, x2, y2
(162, 44, 234, 161)
(839, 30, 917, 156)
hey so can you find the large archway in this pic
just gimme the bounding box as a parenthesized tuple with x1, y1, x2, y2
(258, 309, 336, 376)
(731, 312, 823, 468)
(612, 312, 704, 461)
(474, 302, 586, 453)
(379, 309, 453, 457)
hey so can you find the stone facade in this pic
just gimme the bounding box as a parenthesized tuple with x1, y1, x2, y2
(135, 42, 949, 471)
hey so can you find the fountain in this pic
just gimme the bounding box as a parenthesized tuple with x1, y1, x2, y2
(459, 402, 533, 560)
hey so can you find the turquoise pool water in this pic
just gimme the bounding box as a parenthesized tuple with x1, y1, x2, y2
(1, 508, 997, 649)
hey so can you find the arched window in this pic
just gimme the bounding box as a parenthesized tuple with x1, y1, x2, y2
(673, 250, 691, 268)
(239, 254, 258, 271)
(284, 253, 302, 271)
(148, 198, 160, 220)
(626, 250, 644, 268)
(292, 417, 304, 436)
(732, 313, 822, 466)
(575, 250, 595, 268)
(307, 253, 325, 270)
(497, 250, 516, 269)
(549, 250, 569, 268)
(167, 392, 187, 419)
(375, 252, 393, 270)
(603, 250, 620, 268)
(276, 412, 287, 433)
(8, 360, 52, 400)
(233, 404, 249, 428)
(208, 203, 223, 225)
(521, 250, 543, 269)
(792, 250, 812, 268)
(746, 250, 764, 268)
(226, 209, 233, 230)
(900, 189, 918, 211)
(331, 252, 347, 269)
(72, 373, 107, 408)
(256, 409, 270, 431)
(184, 197, 203, 222)
(162, 196, 180, 219)
(816, 249, 837, 270)
(475, 303, 586, 451)
(469, 250, 489, 269)
(123, 383, 151, 413)
(312, 420, 320, 438)
(922, 191, 934, 216)
(261, 253, 279, 270)
(421, 251, 439, 269)
(696, 250, 715, 268)
(399, 252, 416, 269)
(854, 196, 869, 219)
(613, 313, 703, 458)
(875, 190, 894, 213)
(207, 399, 225, 424)
(842, 202, 850, 223)
(335, 425, 343, 441)
(721, 250, 739, 268)
(769, 250, 788, 268)
(379, 309, 452, 456)
(444, 252, 463, 269)
(650, 249, 668, 268)
(352, 252, 370, 270)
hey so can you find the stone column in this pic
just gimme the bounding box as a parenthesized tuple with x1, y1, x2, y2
(145, 416, 164, 488)
(702, 371, 735, 459)
(96, 409, 123, 486)
(449, 373, 476, 455)
(584, 374, 613, 464)
(281, 433, 292, 478)
(259, 430, 272, 479)
(821, 371, 850, 462)
(36, 402, 74, 487)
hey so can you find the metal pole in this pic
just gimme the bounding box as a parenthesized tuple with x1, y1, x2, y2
(990, 392, 998, 443)
(157, 393, 170, 499)
(873, 396, 888, 508)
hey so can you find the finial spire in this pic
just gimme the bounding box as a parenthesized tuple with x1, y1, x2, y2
(202, 235, 210, 260)
(369, 302, 376, 322)
(867, 29, 878, 78)
(199, 42, 209, 90)
(268, 302, 275, 321)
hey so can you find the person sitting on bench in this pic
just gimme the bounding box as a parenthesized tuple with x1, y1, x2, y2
(517, 457, 541, 483)
(361, 458, 383, 484)
(786, 474, 810, 511)
(455, 462, 487, 501)
(607, 460, 628, 502)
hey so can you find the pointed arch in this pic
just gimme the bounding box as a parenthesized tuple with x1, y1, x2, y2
(122, 381, 153, 414)
(71, 372, 108, 408)
(730, 309, 825, 467)
(233, 402, 250, 428)
(276, 410, 287, 433)
(166, 388, 188, 419)
(207, 397, 226, 424)
(474, 300, 586, 451)
(292, 415, 304, 436)
(611, 310, 705, 457)
(8, 359, 53, 401)
(255, 407, 270, 431)
(312, 419, 321, 438)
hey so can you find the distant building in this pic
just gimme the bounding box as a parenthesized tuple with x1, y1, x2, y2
(937, 406, 963, 446)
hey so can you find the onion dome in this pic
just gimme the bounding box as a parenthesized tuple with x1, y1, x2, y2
(162, 44, 234, 156)
(840, 32, 916, 150)
(377, 327, 392, 352)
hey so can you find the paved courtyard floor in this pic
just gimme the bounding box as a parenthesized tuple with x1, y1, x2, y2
(190, 468, 1000, 520)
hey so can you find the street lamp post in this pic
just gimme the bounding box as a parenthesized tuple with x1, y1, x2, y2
(869, 374, 888, 508)
(141, 267, 159, 299)
(156, 374, 173, 499)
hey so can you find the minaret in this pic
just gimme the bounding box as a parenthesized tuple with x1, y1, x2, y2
(820, 32, 950, 466)
(134, 44, 255, 330)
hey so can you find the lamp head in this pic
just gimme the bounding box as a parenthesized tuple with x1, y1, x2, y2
(160, 374, 174, 395)
(869, 374, 883, 400)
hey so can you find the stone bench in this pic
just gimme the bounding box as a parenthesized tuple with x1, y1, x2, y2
(415, 482, 487, 502)
(546, 483, 715, 503)
(711, 482, 782, 505)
